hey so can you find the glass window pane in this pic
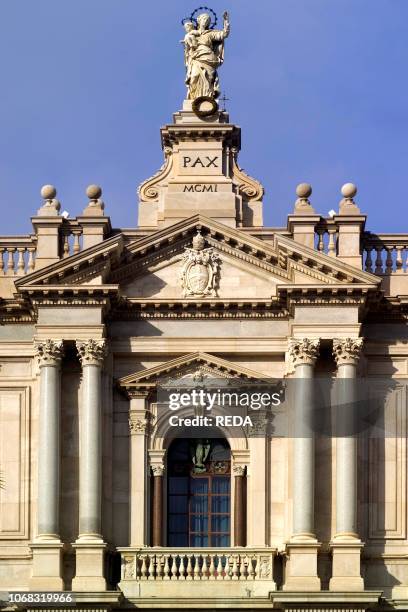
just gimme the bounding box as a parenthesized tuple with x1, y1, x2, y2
(191, 496, 207, 513)
(169, 495, 188, 513)
(191, 478, 209, 494)
(168, 514, 188, 533)
(212, 477, 230, 494)
(191, 534, 209, 547)
(190, 515, 208, 532)
(169, 533, 188, 546)
(211, 515, 230, 532)
(211, 496, 230, 513)
(168, 477, 188, 494)
(211, 534, 230, 547)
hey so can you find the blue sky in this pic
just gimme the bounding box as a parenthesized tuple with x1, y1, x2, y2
(1, 0, 407, 234)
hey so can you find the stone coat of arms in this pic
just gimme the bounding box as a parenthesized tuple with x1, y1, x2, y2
(180, 231, 220, 297)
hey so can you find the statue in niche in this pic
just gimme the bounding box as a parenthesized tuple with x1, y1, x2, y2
(181, 9, 230, 100)
(191, 439, 211, 473)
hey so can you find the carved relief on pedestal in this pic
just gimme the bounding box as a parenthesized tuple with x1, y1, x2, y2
(180, 230, 220, 297)
(333, 337, 363, 366)
(122, 555, 136, 580)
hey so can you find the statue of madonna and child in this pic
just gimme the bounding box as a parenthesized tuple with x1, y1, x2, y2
(181, 8, 230, 102)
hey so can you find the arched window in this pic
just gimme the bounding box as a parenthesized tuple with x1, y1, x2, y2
(167, 438, 231, 547)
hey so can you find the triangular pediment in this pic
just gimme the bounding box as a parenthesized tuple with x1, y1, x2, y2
(14, 215, 380, 311)
(118, 352, 267, 393)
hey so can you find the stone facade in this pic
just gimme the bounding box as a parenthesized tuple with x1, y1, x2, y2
(0, 93, 407, 612)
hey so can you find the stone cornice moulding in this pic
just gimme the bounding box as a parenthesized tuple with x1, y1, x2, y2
(15, 234, 123, 288)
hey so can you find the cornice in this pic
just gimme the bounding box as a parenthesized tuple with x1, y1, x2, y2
(110, 298, 288, 320)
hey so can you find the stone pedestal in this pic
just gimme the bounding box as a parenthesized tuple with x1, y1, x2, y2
(29, 542, 64, 590)
(72, 542, 106, 591)
(283, 542, 321, 591)
(329, 540, 364, 591)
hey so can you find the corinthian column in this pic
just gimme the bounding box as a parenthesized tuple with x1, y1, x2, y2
(72, 339, 107, 591)
(30, 339, 64, 590)
(330, 337, 364, 591)
(284, 337, 321, 592)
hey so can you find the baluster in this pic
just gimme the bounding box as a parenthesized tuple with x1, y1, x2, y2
(178, 555, 186, 580)
(232, 555, 239, 580)
(214, 555, 220, 580)
(317, 228, 325, 252)
(171, 555, 178, 580)
(209, 554, 216, 580)
(186, 554, 193, 580)
(385, 247, 393, 274)
(396, 245, 404, 274)
(327, 229, 336, 257)
(140, 555, 148, 580)
(0, 248, 4, 275)
(249, 555, 256, 580)
(365, 247, 373, 272)
(27, 247, 35, 273)
(72, 230, 81, 254)
(193, 554, 200, 580)
(201, 555, 209, 580)
(241, 555, 248, 580)
(5, 248, 15, 275)
(226, 554, 233, 580)
(255, 554, 261, 580)
(157, 555, 164, 580)
(62, 233, 70, 258)
(16, 248, 25, 276)
(375, 246, 383, 274)
(163, 554, 170, 580)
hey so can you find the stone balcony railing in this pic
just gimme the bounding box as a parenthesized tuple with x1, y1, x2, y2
(118, 547, 277, 598)
(315, 218, 338, 256)
(362, 233, 408, 275)
(0, 236, 37, 276)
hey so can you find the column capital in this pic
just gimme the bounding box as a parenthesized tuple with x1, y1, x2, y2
(35, 339, 64, 367)
(233, 464, 246, 476)
(333, 337, 363, 366)
(288, 338, 320, 367)
(151, 464, 165, 477)
(129, 414, 148, 435)
(76, 339, 107, 366)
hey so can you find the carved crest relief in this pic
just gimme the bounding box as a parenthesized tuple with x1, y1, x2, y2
(180, 231, 220, 297)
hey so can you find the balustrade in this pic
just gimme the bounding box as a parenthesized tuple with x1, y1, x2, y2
(0, 239, 36, 276)
(315, 219, 338, 257)
(363, 234, 408, 275)
(120, 548, 275, 582)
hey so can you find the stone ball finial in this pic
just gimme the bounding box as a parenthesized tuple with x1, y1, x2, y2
(341, 183, 357, 199)
(296, 183, 312, 198)
(41, 184, 57, 200)
(86, 184, 102, 200)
